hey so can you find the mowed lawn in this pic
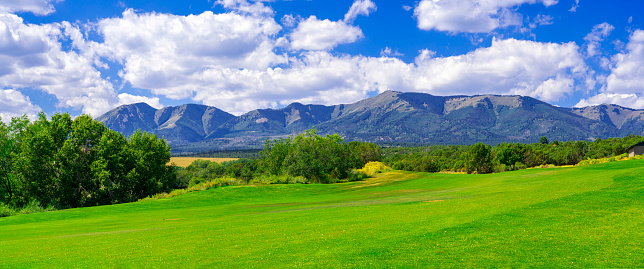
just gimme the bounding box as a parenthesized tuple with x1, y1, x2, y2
(2, 160, 643, 268)
(169, 157, 238, 167)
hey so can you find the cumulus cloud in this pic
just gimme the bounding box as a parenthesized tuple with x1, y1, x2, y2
(583, 22, 614, 57)
(0, 0, 61, 16)
(0, 4, 596, 118)
(344, 0, 376, 23)
(215, 0, 273, 16)
(117, 93, 163, 109)
(280, 14, 297, 28)
(414, 0, 558, 33)
(605, 30, 644, 94)
(0, 13, 116, 117)
(290, 16, 363, 51)
(575, 93, 644, 109)
(95, 9, 286, 99)
(0, 89, 41, 121)
(152, 38, 587, 115)
(289, 0, 375, 51)
(412, 38, 586, 101)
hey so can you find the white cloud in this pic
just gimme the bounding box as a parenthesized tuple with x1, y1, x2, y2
(583, 22, 614, 57)
(415, 49, 436, 64)
(344, 0, 376, 23)
(0, 13, 116, 117)
(0, 89, 41, 121)
(117, 93, 162, 109)
(380, 47, 403, 57)
(529, 14, 554, 28)
(215, 0, 273, 16)
(412, 38, 586, 101)
(605, 30, 644, 94)
(569, 0, 579, 12)
(290, 16, 363, 51)
(0, 0, 61, 16)
(161, 39, 587, 115)
(575, 93, 644, 109)
(289, 0, 373, 51)
(414, 0, 558, 33)
(95, 9, 286, 99)
(0, 6, 590, 118)
(281, 14, 297, 28)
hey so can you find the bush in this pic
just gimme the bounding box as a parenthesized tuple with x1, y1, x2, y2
(494, 163, 508, 173)
(250, 174, 308, 184)
(0, 204, 16, 217)
(358, 161, 391, 176)
(140, 176, 245, 201)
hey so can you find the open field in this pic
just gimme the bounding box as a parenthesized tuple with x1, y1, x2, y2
(169, 157, 239, 167)
(2, 160, 643, 267)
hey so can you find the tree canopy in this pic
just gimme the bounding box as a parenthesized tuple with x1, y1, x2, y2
(261, 129, 374, 183)
(0, 113, 176, 209)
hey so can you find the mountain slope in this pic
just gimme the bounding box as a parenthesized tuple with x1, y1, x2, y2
(98, 91, 644, 151)
(96, 102, 158, 135)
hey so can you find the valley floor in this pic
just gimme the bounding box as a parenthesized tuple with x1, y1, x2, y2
(1, 160, 643, 268)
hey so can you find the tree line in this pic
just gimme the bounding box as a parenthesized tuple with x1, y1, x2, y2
(383, 135, 644, 174)
(176, 129, 383, 186)
(0, 113, 177, 210)
(4, 113, 641, 215)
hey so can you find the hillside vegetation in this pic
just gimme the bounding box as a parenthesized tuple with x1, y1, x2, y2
(1, 160, 643, 267)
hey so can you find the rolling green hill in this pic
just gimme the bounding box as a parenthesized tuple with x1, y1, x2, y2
(2, 160, 643, 267)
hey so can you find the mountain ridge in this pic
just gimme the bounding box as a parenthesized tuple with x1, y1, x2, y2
(97, 91, 644, 152)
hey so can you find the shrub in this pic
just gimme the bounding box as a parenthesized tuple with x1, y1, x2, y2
(250, 174, 308, 184)
(0, 204, 16, 217)
(358, 161, 391, 176)
(139, 176, 245, 201)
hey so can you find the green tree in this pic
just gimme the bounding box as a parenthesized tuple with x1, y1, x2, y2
(10, 113, 176, 208)
(261, 137, 292, 175)
(92, 128, 130, 204)
(123, 130, 176, 201)
(348, 141, 382, 166)
(539, 136, 549, 144)
(0, 116, 29, 205)
(0, 118, 13, 204)
(467, 142, 493, 174)
(496, 143, 527, 170)
(56, 115, 105, 207)
(14, 113, 71, 206)
(263, 128, 360, 182)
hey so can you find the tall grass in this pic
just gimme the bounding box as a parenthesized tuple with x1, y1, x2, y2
(139, 176, 246, 201)
(0, 200, 57, 217)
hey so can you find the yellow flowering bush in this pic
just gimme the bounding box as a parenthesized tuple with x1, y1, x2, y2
(357, 161, 391, 176)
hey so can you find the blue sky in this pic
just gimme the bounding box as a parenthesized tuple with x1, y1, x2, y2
(1, 0, 644, 120)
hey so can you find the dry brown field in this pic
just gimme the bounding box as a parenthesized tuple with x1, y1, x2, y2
(169, 157, 239, 167)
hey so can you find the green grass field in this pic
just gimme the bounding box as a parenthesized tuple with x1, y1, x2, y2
(2, 160, 643, 268)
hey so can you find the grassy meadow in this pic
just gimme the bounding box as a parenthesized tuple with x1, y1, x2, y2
(169, 157, 239, 167)
(2, 160, 643, 268)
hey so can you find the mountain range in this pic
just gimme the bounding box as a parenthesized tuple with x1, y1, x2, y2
(97, 91, 644, 153)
